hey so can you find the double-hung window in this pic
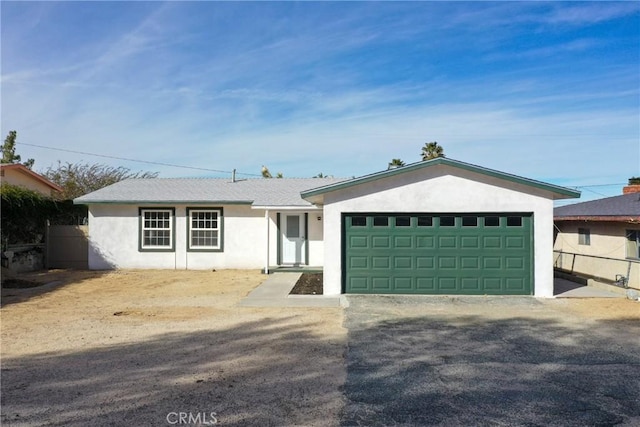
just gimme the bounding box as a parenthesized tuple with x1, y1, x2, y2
(140, 208, 175, 251)
(188, 208, 222, 251)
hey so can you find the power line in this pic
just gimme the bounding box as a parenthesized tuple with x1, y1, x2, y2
(17, 142, 262, 177)
(574, 183, 627, 188)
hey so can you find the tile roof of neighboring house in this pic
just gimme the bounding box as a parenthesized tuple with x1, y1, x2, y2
(554, 193, 640, 221)
(74, 177, 348, 207)
(0, 163, 63, 193)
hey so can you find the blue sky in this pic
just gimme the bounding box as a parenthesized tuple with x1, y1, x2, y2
(2, 1, 639, 203)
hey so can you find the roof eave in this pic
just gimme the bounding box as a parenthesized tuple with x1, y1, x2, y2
(554, 215, 640, 223)
(301, 157, 580, 200)
(74, 199, 254, 205)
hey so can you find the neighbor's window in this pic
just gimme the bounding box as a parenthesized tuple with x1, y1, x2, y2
(578, 228, 591, 246)
(140, 208, 174, 251)
(188, 209, 222, 251)
(626, 230, 640, 259)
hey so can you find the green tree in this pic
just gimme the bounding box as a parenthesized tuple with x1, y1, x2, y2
(388, 158, 405, 169)
(43, 162, 158, 200)
(1, 184, 56, 245)
(1, 130, 34, 169)
(421, 141, 445, 161)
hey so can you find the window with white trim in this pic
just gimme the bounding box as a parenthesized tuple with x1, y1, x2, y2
(140, 208, 174, 251)
(188, 209, 222, 251)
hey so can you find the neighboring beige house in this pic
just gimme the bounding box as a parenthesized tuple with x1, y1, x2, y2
(554, 181, 640, 294)
(0, 163, 62, 197)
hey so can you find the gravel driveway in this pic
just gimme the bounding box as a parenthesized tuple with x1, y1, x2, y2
(341, 295, 640, 426)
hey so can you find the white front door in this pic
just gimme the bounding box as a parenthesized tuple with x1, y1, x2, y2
(282, 214, 306, 265)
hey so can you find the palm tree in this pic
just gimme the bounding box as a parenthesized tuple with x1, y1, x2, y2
(421, 141, 445, 161)
(388, 159, 405, 169)
(261, 165, 273, 178)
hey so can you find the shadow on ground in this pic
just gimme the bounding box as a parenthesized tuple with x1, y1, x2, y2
(0, 270, 109, 307)
(1, 317, 344, 426)
(342, 304, 640, 427)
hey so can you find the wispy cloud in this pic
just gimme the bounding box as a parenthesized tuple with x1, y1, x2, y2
(1, 1, 638, 201)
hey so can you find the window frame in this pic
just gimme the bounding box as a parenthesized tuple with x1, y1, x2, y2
(578, 227, 591, 246)
(187, 207, 224, 252)
(139, 208, 176, 252)
(626, 230, 640, 260)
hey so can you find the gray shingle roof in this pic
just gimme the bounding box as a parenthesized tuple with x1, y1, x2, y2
(74, 177, 348, 207)
(554, 193, 640, 218)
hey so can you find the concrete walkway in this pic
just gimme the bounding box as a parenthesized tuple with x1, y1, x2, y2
(239, 275, 626, 307)
(238, 273, 342, 307)
(554, 278, 625, 298)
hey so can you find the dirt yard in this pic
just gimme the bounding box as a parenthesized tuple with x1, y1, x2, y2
(1, 270, 638, 426)
(1, 269, 346, 426)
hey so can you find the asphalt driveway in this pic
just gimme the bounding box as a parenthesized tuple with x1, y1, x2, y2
(342, 295, 640, 427)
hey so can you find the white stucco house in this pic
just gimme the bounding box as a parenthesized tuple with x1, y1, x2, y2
(75, 158, 579, 297)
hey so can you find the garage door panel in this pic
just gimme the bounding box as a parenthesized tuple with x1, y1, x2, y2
(350, 256, 369, 269)
(461, 277, 480, 290)
(506, 257, 525, 270)
(394, 277, 413, 290)
(372, 236, 391, 248)
(417, 256, 435, 269)
(483, 257, 502, 269)
(461, 257, 479, 269)
(345, 214, 532, 295)
(394, 236, 413, 248)
(439, 236, 457, 248)
(372, 277, 391, 290)
(439, 257, 457, 269)
(506, 236, 525, 248)
(483, 277, 502, 290)
(461, 236, 479, 248)
(416, 277, 436, 290)
(417, 236, 435, 248)
(438, 277, 457, 290)
(394, 256, 412, 269)
(506, 278, 526, 291)
(483, 236, 502, 248)
(350, 236, 368, 248)
(349, 277, 369, 291)
(371, 256, 390, 269)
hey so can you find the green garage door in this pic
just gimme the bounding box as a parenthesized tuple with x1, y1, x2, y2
(344, 214, 533, 295)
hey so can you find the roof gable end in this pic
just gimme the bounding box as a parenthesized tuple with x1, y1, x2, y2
(301, 157, 580, 202)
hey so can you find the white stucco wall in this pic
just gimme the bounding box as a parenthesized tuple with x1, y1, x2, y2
(87, 204, 324, 270)
(321, 165, 558, 297)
